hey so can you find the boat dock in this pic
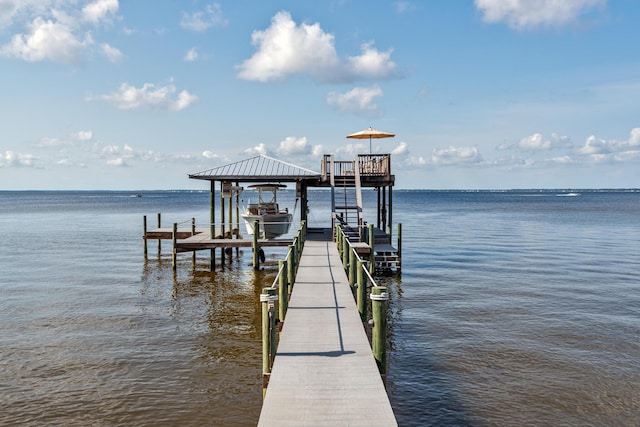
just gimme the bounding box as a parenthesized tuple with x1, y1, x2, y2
(258, 230, 397, 426)
(143, 153, 401, 424)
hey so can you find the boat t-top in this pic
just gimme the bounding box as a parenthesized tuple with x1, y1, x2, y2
(241, 184, 292, 239)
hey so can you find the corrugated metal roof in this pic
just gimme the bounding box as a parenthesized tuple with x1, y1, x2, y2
(189, 154, 320, 182)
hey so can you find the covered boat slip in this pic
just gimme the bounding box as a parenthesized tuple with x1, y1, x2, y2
(182, 153, 400, 272)
(257, 232, 397, 426)
(187, 153, 396, 234)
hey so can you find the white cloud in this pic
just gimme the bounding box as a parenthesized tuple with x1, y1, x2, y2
(73, 130, 93, 142)
(101, 43, 122, 62)
(346, 42, 397, 80)
(327, 85, 383, 117)
(0, 17, 88, 64)
(312, 145, 324, 157)
(95, 81, 198, 111)
(578, 135, 609, 155)
(277, 136, 311, 155)
(202, 151, 221, 159)
(576, 128, 640, 162)
(475, 0, 606, 30)
(391, 141, 409, 156)
(498, 132, 573, 151)
(431, 145, 482, 166)
(82, 0, 119, 25)
(38, 130, 94, 147)
(0, 0, 121, 64)
(404, 156, 428, 167)
(0, 150, 38, 167)
(336, 143, 367, 157)
(172, 90, 199, 111)
(519, 133, 551, 150)
(180, 3, 227, 32)
(520, 132, 571, 150)
(184, 47, 199, 61)
(244, 143, 269, 156)
(106, 157, 127, 167)
(236, 11, 397, 83)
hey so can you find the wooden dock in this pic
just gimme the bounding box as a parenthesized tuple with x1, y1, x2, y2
(258, 230, 397, 426)
(143, 227, 293, 252)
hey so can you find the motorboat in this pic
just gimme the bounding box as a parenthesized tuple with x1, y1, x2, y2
(241, 184, 292, 239)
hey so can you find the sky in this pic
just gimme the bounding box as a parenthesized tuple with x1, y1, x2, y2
(1, 0, 639, 190)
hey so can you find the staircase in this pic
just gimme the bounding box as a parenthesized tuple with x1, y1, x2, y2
(327, 155, 363, 241)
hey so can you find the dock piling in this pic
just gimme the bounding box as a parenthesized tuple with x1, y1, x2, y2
(143, 215, 148, 258)
(261, 287, 278, 397)
(368, 224, 375, 275)
(171, 222, 177, 270)
(278, 260, 288, 324)
(253, 220, 260, 270)
(357, 260, 367, 320)
(157, 213, 162, 256)
(371, 286, 389, 375)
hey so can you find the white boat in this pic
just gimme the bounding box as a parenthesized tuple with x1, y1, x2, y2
(241, 184, 292, 239)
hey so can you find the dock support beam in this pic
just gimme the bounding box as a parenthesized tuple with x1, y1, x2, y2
(371, 286, 389, 375)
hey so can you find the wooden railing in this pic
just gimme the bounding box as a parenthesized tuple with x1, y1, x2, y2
(322, 154, 391, 181)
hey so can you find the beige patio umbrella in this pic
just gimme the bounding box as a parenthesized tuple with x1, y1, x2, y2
(346, 126, 395, 153)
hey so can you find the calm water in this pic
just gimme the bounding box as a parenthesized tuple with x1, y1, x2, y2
(1, 190, 639, 426)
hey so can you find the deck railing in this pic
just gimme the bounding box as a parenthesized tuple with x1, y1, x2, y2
(335, 224, 388, 375)
(322, 154, 391, 181)
(260, 220, 306, 396)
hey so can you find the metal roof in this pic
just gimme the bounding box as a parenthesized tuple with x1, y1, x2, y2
(189, 154, 320, 182)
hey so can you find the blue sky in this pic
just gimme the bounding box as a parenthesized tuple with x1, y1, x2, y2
(1, 0, 639, 190)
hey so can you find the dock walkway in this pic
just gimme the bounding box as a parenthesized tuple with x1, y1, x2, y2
(258, 231, 397, 426)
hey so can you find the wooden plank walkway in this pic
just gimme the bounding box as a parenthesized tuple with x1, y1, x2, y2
(258, 231, 397, 426)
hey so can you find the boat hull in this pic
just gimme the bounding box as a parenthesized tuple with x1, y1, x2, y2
(241, 213, 292, 239)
